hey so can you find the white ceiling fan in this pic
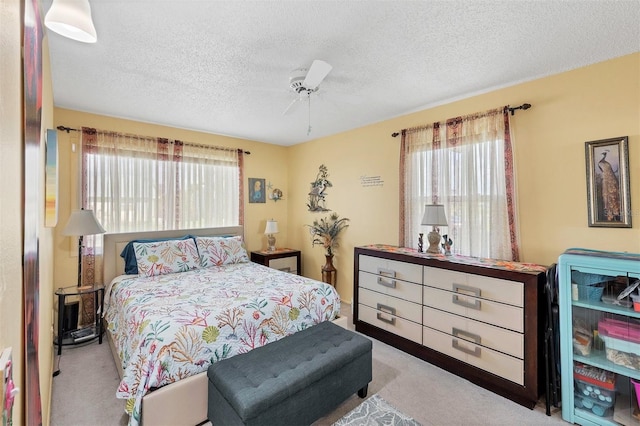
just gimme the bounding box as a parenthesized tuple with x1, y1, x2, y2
(283, 60, 333, 135)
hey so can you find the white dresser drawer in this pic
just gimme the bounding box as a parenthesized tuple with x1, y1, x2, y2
(360, 288, 422, 324)
(424, 266, 523, 307)
(359, 255, 423, 284)
(359, 304, 422, 344)
(268, 256, 297, 273)
(423, 286, 523, 333)
(422, 326, 524, 385)
(359, 271, 422, 304)
(423, 306, 523, 359)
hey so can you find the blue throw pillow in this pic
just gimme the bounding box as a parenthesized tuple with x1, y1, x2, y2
(120, 235, 196, 274)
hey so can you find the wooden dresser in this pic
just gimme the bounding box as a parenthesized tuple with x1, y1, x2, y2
(354, 245, 547, 409)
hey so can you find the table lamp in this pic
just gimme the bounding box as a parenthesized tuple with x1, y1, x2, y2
(264, 219, 279, 252)
(62, 209, 106, 286)
(421, 204, 448, 254)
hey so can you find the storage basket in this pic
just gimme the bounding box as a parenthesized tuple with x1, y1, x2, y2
(571, 271, 611, 286)
(574, 379, 615, 417)
(601, 335, 640, 370)
(577, 285, 604, 302)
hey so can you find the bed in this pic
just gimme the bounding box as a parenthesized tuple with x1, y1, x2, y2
(102, 226, 341, 426)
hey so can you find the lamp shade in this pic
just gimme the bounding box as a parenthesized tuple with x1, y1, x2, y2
(45, 0, 97, 43)
(264, 220, 279, 235)
(62, 209, 105, 236)
(421, 204, 448, 227)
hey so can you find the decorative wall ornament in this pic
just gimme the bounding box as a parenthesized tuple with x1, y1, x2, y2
(269, 188, 283, 202)
(307, 164, 332, 212)
(248, 177, 266, 203)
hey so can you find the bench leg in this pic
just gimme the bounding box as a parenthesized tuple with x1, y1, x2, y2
(357, 384, 368, 398)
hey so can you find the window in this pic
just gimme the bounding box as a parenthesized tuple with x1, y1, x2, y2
(81, 128, 242, 236)
(400, 107, 520, 260)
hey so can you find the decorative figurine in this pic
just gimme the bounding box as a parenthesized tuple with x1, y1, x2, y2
(441, 234, 453, 256)
(418, 233, 424, 253)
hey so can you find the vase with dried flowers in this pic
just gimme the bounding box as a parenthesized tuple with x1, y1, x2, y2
(307, 213, 350, 286)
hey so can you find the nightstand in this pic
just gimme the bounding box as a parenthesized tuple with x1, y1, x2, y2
(250, 249, 301, 275)
(54, 284, 104, 356)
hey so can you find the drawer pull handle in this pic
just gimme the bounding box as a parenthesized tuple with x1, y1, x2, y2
(452, 284, 481, 310)
(377, 277, 397, 288)
(452, 339, 481, 357)
(377, 303, 396, 316)
(377, 267, 396, 278)
(278, 267, 291, 272)
(452, 327, 481, 345)
(376, 312, 396, 325)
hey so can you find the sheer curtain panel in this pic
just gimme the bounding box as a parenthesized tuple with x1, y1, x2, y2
(79, 127, 243, 284)
(400, 107, 520, 261)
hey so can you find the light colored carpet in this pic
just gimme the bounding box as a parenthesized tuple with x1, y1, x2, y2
(332, 394, 421, 426)
(51, 303, 564, 425)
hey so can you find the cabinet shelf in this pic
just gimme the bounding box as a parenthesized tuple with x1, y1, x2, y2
(572, 299, 640, 319)
(573, 351, 640, 382)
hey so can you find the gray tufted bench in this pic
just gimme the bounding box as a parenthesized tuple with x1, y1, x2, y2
(207, 320, 372, 426)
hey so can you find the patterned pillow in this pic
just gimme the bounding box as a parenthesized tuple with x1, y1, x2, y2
(120, 235, 195, 274)
(133, 238, 201, 277)
(196, 236, 249, 267)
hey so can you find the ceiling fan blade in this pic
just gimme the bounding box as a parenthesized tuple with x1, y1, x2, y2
(282, 96, 301, 115)
(302, 60, 332, 90)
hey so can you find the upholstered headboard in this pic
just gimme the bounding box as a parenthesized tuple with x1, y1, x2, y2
(102, 226, 244, 285)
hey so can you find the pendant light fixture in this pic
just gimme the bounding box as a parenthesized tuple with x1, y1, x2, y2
(45, 0, 97, 43)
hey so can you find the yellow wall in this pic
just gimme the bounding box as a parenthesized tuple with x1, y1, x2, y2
(289, 53, 640, 302)
(53, 54, 640, 306)
(52, 109, 291, 287)
(0, 1, 25, 424)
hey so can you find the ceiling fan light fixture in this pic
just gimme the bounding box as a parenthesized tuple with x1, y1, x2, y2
(45, 0, 97, 43)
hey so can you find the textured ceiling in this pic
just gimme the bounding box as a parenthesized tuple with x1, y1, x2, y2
(44, 0, 640, 146)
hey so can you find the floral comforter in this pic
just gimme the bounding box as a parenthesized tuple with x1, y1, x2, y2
(104, 262, 340, 426)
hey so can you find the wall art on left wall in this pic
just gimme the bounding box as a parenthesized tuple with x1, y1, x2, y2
(45, 128, 58, 227)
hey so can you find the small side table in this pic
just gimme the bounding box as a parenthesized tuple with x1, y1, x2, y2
(250, 249, 301, 275)
(54, 284, 105, 356)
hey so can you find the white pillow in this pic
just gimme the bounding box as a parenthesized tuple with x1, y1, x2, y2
(133, 238, 201, 277)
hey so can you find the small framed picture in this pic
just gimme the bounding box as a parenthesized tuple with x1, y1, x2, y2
(249, 178, 266, 203)
(585, 136, 631, 227)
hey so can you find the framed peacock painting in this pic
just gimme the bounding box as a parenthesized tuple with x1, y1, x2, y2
(584, 136, 631, 227)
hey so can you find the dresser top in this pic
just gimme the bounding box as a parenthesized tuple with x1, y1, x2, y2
(358, 244, 547, 274)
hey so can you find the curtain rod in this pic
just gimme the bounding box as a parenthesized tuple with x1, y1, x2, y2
(56, 125, 251, 154)
(390, 103, 532, 137)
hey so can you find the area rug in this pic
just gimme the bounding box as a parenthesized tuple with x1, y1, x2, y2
(332, 394, 422, 426)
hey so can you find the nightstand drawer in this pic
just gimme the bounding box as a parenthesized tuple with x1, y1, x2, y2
(269, 256, 297, 273)
(250, 249, 301, 275)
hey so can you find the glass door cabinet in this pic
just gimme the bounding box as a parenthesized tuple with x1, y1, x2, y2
(559, 249, 640, 426)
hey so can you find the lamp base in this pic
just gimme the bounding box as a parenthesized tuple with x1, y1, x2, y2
(267, 234, 276, 252)
(426, 230, 441, 254)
